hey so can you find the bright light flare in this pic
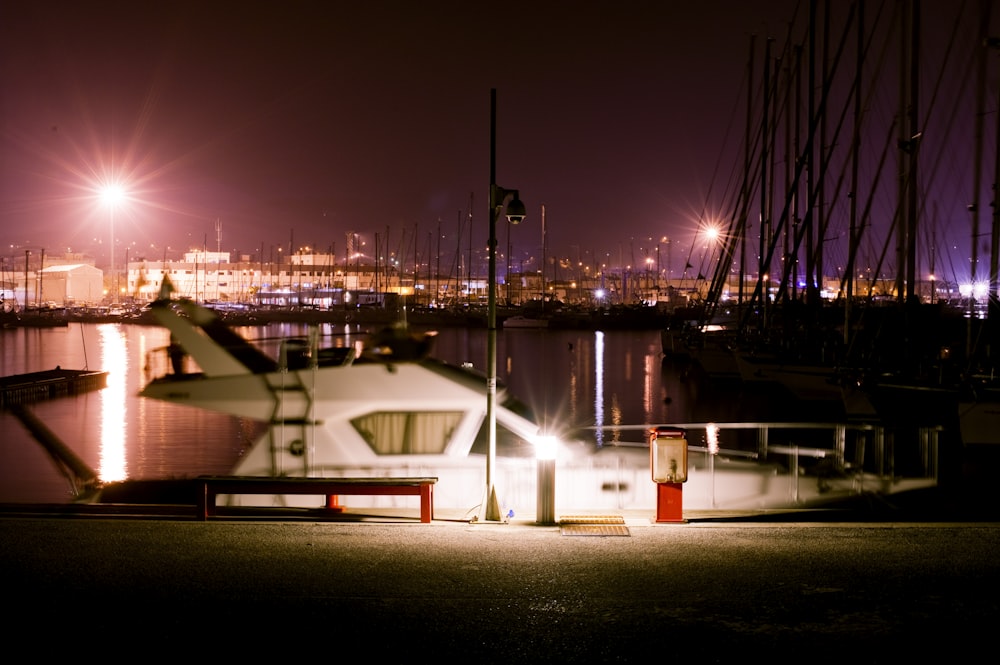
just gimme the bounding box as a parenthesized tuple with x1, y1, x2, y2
(99, 182, 128, 208)
(534, 434, 559, 461)
(959, 281, 990, 299)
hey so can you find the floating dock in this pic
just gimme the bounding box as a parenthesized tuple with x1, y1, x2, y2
(0, 368, 109, 408)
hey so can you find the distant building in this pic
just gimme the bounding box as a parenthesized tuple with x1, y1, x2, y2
(39, 264, 104, 307)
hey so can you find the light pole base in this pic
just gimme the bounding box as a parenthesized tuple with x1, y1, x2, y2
(536, 458, 556, 525)
(477, 485, 504, 522)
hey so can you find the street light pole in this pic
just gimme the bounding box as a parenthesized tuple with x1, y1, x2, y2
(109, 206, 115, 303)
(100, 183, 126, 304)
(480, 88, 526, 523)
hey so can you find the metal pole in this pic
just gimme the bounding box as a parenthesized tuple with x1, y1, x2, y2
(480, 89, 502, 522)
(478, 89, 525, 523)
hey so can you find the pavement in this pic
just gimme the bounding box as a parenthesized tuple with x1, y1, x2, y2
(2, 488, 999, 662)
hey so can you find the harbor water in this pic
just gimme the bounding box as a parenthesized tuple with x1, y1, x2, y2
(1, 321, 738, 504)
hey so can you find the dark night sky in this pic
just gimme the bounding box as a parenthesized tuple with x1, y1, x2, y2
(0, 1, 995, 284)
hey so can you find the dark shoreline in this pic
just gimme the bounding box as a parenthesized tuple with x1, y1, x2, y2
(4, 302, 673, 330)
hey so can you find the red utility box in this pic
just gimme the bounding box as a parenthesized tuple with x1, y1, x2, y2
(649, 426, 688, 523)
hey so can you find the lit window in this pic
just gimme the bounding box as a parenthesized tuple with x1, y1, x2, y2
(351, 411, 462, 454)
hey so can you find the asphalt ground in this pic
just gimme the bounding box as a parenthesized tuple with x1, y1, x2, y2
(2, 499, 998, 663)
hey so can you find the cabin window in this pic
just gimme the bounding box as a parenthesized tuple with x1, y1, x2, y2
(351, 411, 462, 454)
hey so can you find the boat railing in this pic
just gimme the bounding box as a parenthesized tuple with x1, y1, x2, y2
(143, 344, 200, 382)
(594, 420, 941, 503)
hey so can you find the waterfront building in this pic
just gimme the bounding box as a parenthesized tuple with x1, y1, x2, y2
(4, 244, 958, 314)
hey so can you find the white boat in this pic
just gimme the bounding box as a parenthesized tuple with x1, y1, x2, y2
(136, 293, 937, 516)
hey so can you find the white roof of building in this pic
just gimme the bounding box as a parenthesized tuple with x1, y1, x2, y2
(40, 264, 100, 273)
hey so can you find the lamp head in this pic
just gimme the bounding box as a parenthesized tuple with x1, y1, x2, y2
(505, 197, 526, 225)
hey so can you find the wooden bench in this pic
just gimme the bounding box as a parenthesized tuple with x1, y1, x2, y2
(196, 476, 437, 523)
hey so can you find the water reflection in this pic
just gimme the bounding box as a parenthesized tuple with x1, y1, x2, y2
(643, 339, 656, 418)
(427, 328, 677, 448)
(594, 331, 605, 446)
(98, 324, 127, 481)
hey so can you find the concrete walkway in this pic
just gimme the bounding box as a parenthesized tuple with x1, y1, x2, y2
(2, 502, 998, 661)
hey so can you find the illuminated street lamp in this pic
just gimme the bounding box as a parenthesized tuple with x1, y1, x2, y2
(480, 88, 526, 523)
(100, 183, 126, 303)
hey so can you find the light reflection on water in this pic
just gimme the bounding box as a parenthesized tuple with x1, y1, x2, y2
(0, 322, 695, 503)
(425, 327, 685, 446)
(0, 323, 262, 503)
(594, 331, 605, 446)
(98, 324, 127, 482)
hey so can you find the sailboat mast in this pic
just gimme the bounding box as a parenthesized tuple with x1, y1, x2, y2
(896, 0, 917, 304)
(805, 0, 817, 304)
(467, 194, 474, 305)
(845, 0, 864, 345)
(541, 204, 546, 308)
(759, 35, 771, 328)
(905, 0, 920, 303)
(991, 33, 1000, 315)
(741, 33, 755, 310)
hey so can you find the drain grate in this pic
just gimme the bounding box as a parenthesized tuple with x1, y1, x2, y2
(559, 515, 630, 537)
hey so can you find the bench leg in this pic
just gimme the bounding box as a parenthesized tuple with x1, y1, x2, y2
(419, 483, 433, 523)
(325, 494, 345, 512)
(197, 483, 210, 521)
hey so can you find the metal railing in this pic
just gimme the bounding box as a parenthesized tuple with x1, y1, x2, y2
(592, 420, 941, 507)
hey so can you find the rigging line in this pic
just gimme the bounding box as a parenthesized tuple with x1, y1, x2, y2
(743, 1, 858, 322)
(838, 117, 898, 299)
(776, 2, 862, 303)
(685, 28, 771, 300)
(445, 210, 463, 306)
(80, 322, 89, 371)
(811, 0, 893, 261)
(683, 30, 755, 287)
(700, 22, 805, 320)
(912, 0, 978, 233)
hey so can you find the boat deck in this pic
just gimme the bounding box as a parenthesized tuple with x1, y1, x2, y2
(0, 368, 108, 408)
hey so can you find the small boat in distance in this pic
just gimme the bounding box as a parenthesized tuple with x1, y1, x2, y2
(502, 315, 550, 329)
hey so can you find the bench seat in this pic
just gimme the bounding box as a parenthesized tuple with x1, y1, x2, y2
(196, 476, 437, 522)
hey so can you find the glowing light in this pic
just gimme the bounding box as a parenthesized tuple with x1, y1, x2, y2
(706, 423, 719, 454)
(959, 281, 990, 299)
(534, 435, 558, 460)
(100, 183, 127, 208)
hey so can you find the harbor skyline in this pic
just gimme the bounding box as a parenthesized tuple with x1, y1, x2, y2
(2, 2, 995, 295)
(1, 238, 960, 312)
